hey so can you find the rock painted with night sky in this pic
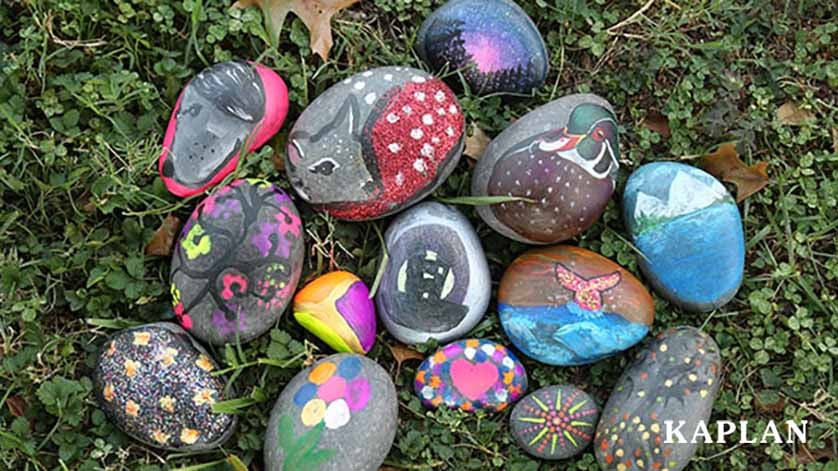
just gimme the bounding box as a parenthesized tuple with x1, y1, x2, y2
(595, 326, 722, 471)
(472, 94, 620, 244)
(416, 0, 548, 95)
(623, 162, 745, 312)
(510, 385, 599, 460)
(93, 323, 236, 451)
(498, 245, 654, 366)
(376, 202, 490, 345)
(293, 271, 377, 354)
(159, 61, 289, 197)
(285, 67, 465, 221)
(170, 179, 304, 345)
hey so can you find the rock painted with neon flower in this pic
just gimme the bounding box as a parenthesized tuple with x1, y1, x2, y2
(170, 179, 304, 345)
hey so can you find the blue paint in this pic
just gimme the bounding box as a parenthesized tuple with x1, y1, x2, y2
(292, 382, 317, 407)
(338, 356, 362, 379)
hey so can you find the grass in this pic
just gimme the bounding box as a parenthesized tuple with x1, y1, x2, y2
(0, 0, 836, 469)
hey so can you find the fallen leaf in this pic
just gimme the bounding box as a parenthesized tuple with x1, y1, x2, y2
(144, 214, 182, 257)
(794, 438, 835, 465)
(777, 102, 814, 126)
(379, 467, 402, 471)
(700, 142, 769, 202)
(641, 110, 671, 138)
(272, 150, 286, 172)
(754, 391, 785, 413)
(464, 123, 491, 160)
(387, 343, 423, 377)
(6, 396, 26, 417)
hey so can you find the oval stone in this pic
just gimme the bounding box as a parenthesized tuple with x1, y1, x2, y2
(498, 245, 654, 365)
(623, 162, 745, 312)
(159, 61, 289, 197)
(510, 385, 599, 460)
(377, 202, 490, 344)
(285, 66, 465, 221)
(264, 354, 397, 471)
(293, 271, 377, 354)
(170, 179, 304, 345)
(416, 0, 548, 95)
(414, 339, 527, 412)
(93, 323, 236, 451)
(472, 94, 620, 244)
(595, 326, 722, 471)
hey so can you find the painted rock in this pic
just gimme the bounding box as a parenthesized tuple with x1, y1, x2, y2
(498, 245, 654, 366)
(472, 94, 620, 244)
(285, 66, 465, 221)
(376, 202, 490, 344)
(510, 385, 599, 460)
(416, 0, 548, 95)
(293, 271, 377, 354)
(414, 339, 527, 412)
(93, 323, 236, 451)
(264, 354, 397, 471)
(170, 179, 304, 345)
(159, 61, 288, 197)
(623, 162, 745, 312)
(595, 326, 722, 471)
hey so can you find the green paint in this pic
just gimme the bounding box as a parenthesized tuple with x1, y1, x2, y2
(563, 430, 578, 447)
(568, 399, 587, 414)
(277, 415, 336, 471)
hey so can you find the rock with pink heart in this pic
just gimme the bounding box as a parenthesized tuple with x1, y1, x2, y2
(414, 338, 527, 413)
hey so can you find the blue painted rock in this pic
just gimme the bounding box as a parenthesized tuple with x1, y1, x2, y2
(416, 0, 548, 95)
(623, 162, 745, 311)
(264, 354, 397, 471)
(376, 202, 491, 345)
(414, 339, 527, 413)
(93, 323, 236, 451)
(170, 179, 304, 345)
(498, 245, 654, 366)
(472, 94, 620, 244)
(510, 385, 599, 460)
(285, 67, 465, 221)
(595, 327, 722, 471)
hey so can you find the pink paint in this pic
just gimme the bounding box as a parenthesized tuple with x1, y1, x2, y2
(346, 377, 371, 411)
(450, 359, 498, 401)
(463, 32, 504, 73)
(554, 263, 621, 311)
(317, 376, 347, 402)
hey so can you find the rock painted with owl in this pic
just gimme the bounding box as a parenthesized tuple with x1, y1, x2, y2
(285, 67, 465, 221)
(472, 94, 620, 244)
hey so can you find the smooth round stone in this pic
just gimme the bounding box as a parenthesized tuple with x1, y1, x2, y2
(595, 327, 722, 471)
(93, 323, 236, 451)
(376, 202, 490, 345)
(293, 271, 376, 354)
(623, 162, 745, 312)
(285, 66, 465, 221)
(416, 0, 548, 95)
(510, 385, 599, 460)
(159, 61, 289, 197)
(472, 94, 620, 244)
(414, 339, 527, 413)
(264, 354, 397, 471)
(499, 245, 654, 366)
(170, 179, 304, 345)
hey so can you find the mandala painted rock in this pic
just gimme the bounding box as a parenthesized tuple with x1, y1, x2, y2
(498, 245, 654, 366)
(159, 61, 289, 197)
(170, 179, 304, 345)
(285, 66, 465, 221)
(93, 323, 236, 451)
(595, 327, 722, 471)
(472, 94, 620, 244)
(264, 354, 398, 471)
(510, 385, 599, 460)
(293, 271, 377, 354)
(414, 339, 527, 412)
(376, 202, 490, 345)
(416, 0, 548, 95)
(623, 162, 745, 312)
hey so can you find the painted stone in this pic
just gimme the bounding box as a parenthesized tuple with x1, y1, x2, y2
(376, 202, 490, 345)
(93, 323, 236, 451)
(170, 179, 304, 345)
(498, 245, 654, 366)
(416, 0, 548, 95)
(510, 385, 599, 460)
(595, 326, 722, 471)
(285, 66, 465, 221)
(293, 271, 376, 354)
(414, 339, 527, 412)
(159, 61, 289, 197)
(472, 94, 620, 244)
(264, 354, 397, 471)
(623, 162, 745, 312)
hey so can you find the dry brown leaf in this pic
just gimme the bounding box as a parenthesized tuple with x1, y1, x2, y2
(754, 392, 785, 413)
(6, 396, 26, 417)
(464, 123, 491, 160)
(272, 149, 286, 172)
(641, 110, 671, 138)
(379, 467, 402, 471)
(794, 438, 835, 465)
(700, 142, 769, 202)
(387, 343, 423, 377)
(144, 214, 182, 257)
(777, 102, 815, 126)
